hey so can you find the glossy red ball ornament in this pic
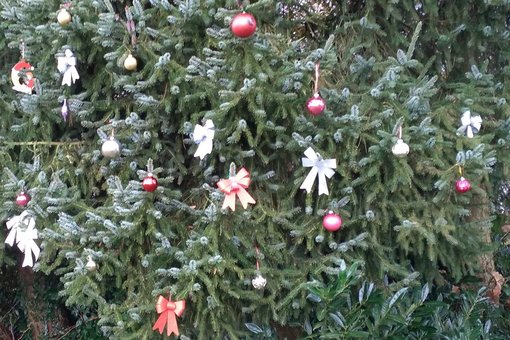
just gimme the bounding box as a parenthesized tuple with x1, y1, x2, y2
(322, 211, 342, 232)
(16, 192, 30, 207)
(306, 93, 326, 116)
(142, 174, 158, 192)
(231, 12, 257, 38)
(455, 177, 471, 194)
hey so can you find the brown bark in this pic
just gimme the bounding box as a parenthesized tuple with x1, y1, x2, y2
(469, 193, 503, 303)
(18, 267, 42, 340)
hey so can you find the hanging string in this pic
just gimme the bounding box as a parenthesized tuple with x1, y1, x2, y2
(398, 125, 402, 139)
(314, 63, 320, 94)
(457, 164, 463, 177)
(236, 0, 244, 10)
(20, 39, 25, 60)
(255, 245, 260, 271)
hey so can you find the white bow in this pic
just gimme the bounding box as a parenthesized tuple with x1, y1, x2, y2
(16, 225, 40, 267)
(5, 211, 34, 247)
(460, 110, 482, 138)
(4, 211, 40, 267)
(192, 119, 215, 159)
(57, 49, 80, 86)
(300, 147, 336, 196)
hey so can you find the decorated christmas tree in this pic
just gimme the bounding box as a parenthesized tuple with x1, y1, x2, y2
(0, 0, 509, 338)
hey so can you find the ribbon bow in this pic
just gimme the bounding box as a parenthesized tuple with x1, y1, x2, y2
(217, 167, 256, 211)
(57, 49, 80, 86)
(300, 147, 336, 196)
(5, 211, 34, 247)
(5, 211, 40, 267)
(192, 119, 215, 159)
(17, 225, 40, 267)
(460, 110, 482, 138)
(152, 296, 186, 337)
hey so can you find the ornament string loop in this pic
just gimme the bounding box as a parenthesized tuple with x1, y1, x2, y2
(152, 295, 185, 336)
(397, 125, 402, 139)
(458, 165, 463, 177)
(314, 63, 320, 94)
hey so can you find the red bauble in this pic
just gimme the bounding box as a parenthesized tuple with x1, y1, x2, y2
(322, 211, 342, 232)
(455, 177, 471, 193)
(16, 192, 30, 207)
(306, 93, 326, 116)
(231, 12, 257, 38)
(142, 175, 158, 192)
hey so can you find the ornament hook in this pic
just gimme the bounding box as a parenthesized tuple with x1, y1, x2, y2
(397, 125, 403, 139)
(314, 63, 320, 94)
(229, 162, 237, 178)
(457, 164, 463, 177)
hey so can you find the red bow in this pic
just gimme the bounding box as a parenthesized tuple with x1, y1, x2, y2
(216, 167, 256, 211)
(152, 296, 186, 337)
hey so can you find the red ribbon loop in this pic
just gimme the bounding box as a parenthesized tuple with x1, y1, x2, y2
(217, 167, 256, 211)
(153, 296, 186, 336)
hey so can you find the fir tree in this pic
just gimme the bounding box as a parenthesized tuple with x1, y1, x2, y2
(0, 0, 508, 338)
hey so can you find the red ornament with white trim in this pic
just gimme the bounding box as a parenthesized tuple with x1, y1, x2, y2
(455, 177, 471, 194)
(231, 12, 257, 38)
(16, 192, 31, 207)
(322, 211, 342, 232)
(142, 174, 158, 192)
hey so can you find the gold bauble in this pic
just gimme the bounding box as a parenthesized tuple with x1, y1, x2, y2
(57, 9, 72, 26)
(124, 54, 137, 71)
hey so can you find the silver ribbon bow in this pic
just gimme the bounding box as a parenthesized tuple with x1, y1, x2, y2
(57, 49, 80, 86)
(460, 110, 482, 138)
(192, 119, 215, 159)
(300, 147, 336, 196)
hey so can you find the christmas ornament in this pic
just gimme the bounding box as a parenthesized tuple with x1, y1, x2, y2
(57, 8, 71, 26)
(391, 126, 409, 157)
(231, 12, 257, 38)
(192, 119, 215, 159)
(16, 192, 30, 207)
(142, 174, 158, 192)
(306, 94, 326, 116)
(455, 177, 471, 193)
(11, 42, 35, 94)
(459, 110, 482, 138)
(252, 274, 267, 289)
(251, 246, 266, 289)
(5, 211, 40, 267)
(322, 211, 342, 232)
(153, 295, 186, 337)
(217, 163, 256, 211)
(306, 63, 326, 116)
(101, 136, 121, 158)
(124, 54, 137, 71)
(86, 256, 97, 271)
(57, 49, 80, 86)
(300, 147, 336, 196)
(61, 99, 69, 121)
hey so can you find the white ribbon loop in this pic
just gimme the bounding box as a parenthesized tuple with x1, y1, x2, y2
(57, 49, 80, 86)
(460, 110, 482, 138)
(5, 211, 34, 247)
(17, 226, 40, 267)
(192, 119, 215, 159)
(300, 147, 336, 196)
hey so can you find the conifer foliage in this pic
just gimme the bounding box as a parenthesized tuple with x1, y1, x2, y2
(0, 0, 508, 338)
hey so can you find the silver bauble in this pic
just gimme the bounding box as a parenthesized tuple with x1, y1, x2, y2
(124, 54, 137, 71)
(86, 256, 97, 271)
(391, 138, 409, 157)
(101, 137, 121, 158)
(57, 8, 72, 26)
(251, 274, 267, 290)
